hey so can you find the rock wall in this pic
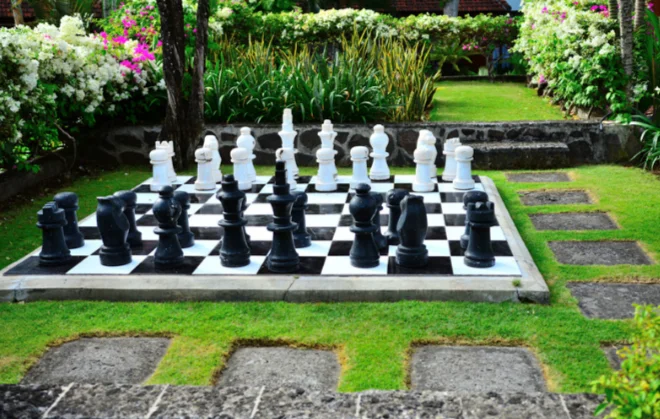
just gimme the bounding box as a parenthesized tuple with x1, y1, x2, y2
(85, 121, 638, 170)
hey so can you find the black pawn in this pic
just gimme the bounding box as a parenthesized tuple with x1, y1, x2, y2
(217, 174, 251, 267)
(173, 190, 195, 248)
(96, 196, 132, 266)
(266, 161, 300, 273)
(464, 201, 497, 268)
(292, 190, 312, 248)
(396, 195, 428, 268)
(385, 189, 409, 246)
(37, 202, 71, 266)
(460, 191, 488, 250)
(114, 190, 142, 248)
(53, 192, 84, 249)
(349, 184, 380, 268)
(152, 186, 184, 268)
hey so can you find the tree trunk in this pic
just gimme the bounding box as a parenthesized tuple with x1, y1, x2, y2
(11, 0, 24, 25)
(443, 0, 460, 17)
(619, 0, 634, 100)
(186, 0, 210, 164)
(608, 0, 618, 22)
(633, 0, 646, 27)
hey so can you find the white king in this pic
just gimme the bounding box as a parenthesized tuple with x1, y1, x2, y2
(318, 119, 338, 179)
(278, 108, 299, 178)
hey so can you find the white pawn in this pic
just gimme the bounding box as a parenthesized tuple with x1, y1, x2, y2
(424, 132, 438, 179)
(276, 148, 297, 190)
(350, 146, 371, 189)
(237, 127, 257, 183)
(316, 148, 337, 192)
(195, 147, 216, 191)
(156, 141, 177, 182)
(369, 124, 390, 180)
(231, 147, 252, 191)
(413, 146, 434, 192)
(318, 119, 338, 179)
(442, 138, 462, 182)
(453, 146, 475, 190)
(278, 109, 299, 178)
(150, 149, 171, 192)
(203, 134, 222, 183)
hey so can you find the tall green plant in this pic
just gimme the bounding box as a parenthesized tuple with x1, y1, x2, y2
(29, 0, 95, 24)
(638, 10, 659, 125)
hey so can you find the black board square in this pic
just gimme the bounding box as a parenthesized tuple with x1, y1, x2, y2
(425, 203, 443, 214)
(133, 256, 204, 275)
(253, 194, 271, 204)
(425, 227, 447, 240)
(185, 177, 197, 184)
(449, 241, 512, 256)
(190, 227, 222, 240)
(393, 183, 438, 193)
(187, 193, 213, 204)
(338, 215, 353, 227)
(387, 256, 453, 275)
(440, 193, 465, 203)
(135, 204, 152, 215)
(80, 227, 101, 240)
(196, 204, 223, 215)
(91, 241, 158, 256)
(132, 184, 153, 193)
(305, 204, 345, 215)
(257, 256, 325, 275)
(328, 241, 352, 256)
(249, 241, 272, 256)
(4, 256, 85, 276)
(245, 215, 272, 226)
(444, 214, 467, 227)
(136, 214, 158, 226)
(473, 175, 481, 183)
(308, 227, 336, 241)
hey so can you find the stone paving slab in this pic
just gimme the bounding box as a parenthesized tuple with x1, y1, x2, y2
(507, 172, 572, 183)
(0, 384, 65, 419)
(568, 282, 660, 319)
(217, 347, 340, 391)
(411, 346, 546, 393)
(0, 385, 607, 418)
(530, 212, 618, 231)
(520, 190, 591, 206)
(550, 241, 652, 266)
(21, 337, 170, 385)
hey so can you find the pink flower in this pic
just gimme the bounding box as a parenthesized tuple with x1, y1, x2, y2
(649, 2, 655, 10)
(193, 28, 197, 33)
(112, 35, 128, 44)
(539, 74, 546, 84)
(156, 40, 163, 47)
(541, 6, 549, 13)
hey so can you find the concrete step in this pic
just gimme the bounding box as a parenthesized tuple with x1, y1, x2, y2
(467, 141, 570, 170)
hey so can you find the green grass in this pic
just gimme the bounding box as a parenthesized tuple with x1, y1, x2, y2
(1, 165, 659, 393)
(429, 81, 567, 122)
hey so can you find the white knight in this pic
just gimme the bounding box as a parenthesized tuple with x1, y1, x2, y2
(237, 127, 257, 183)
(203, 133, 222, 183)
(194, 147, 216, 191)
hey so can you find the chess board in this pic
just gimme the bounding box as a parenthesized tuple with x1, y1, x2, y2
(1, 174, 549, 303)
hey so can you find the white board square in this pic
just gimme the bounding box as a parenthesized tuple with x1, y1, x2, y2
(332, 227, 353, 241)
(69, 240, 103, 256)
(416, 193, 442, 204)
(136, 193, 159, 205)
(188, 214, 223, 227)
(142, 175, 193, 185)
(193, 256, 266, 275)
(450, 256, 521, 276)
(427, 214, 445, 226)
(67, 256, 147, 275)
(426, 240, 451, 256)
(296, 241, 332, 257)
(137, 226, 158, 241)
(307, 193, 349, 204)
(244, 204, 272, 215)
(245, 227, 271, 241)
(445, 226, 505, 241)
(321, 256, 389, 275)
(394, 175, 416, 183)
(181, 240, 218, 257)
(437, 183, 485, 193)
(441, 203, 466, 214)
(335, 175, 352, 184)
(259, 184, 308, 194)
(176, 183, 219, 194)
(78, 215, 98, 227)
(254, 176, 273, 184)
(365, 183, 395, 193)
(306, 214, 341, 227)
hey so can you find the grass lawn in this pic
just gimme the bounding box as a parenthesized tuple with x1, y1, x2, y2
(429, 81, 567, 122)
(1, 165, 659, 393)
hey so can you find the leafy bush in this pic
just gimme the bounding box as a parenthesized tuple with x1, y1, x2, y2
(592, 305, 660, 419)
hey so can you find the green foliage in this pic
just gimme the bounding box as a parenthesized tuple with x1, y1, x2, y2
(28, 0, 96, 25)
(636, 10, 660, 124)
(592, 305, 660, 419)
(631, 114, 660, 170)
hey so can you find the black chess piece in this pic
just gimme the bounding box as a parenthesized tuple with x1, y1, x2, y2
(152, 186, 184, 268)
(217, 174, 251, 267)
(173, 190, 195, 248)
(96, 195, 132, 266)
(266, 161, 300, 273)
(114, 190, 142, 248)
(464, 201, 497, 268)
(384, 189, 409, 246)
(396, 195, 428, 268)
(292, 190, 312, 248)
(53, 192, 84, 249)
(370, 192, 388, 251)
(37, 202, 71, 266)
(349, 183, 380, 268)
(460, 191, 488, 250)
(241, 193, 251, 246)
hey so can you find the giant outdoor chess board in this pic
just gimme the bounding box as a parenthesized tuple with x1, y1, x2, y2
(0, 175, 549, 303)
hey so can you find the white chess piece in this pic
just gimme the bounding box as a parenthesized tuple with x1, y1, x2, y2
(237, 127, 257, 183)
(423, 132, 438, 179)
(149, 149, 171, 192)
(231, 147, 252, 191)
(350, 146, 371, 189)
(276, 148, 297, 191)
(442, 138, 462, 182)
(194, 147, 216, 191)
(278, 109, 299, 178)
(413, 145, 434, 192)
(318, 119, 338, 179)
(369, 124, 390, 180)
(156, 141, 177, 182)
(315, 147, 337, 192)
(452, 145, 475, 190)
(203, 134, 222, 183)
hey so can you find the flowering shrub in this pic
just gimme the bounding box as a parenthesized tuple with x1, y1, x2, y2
(0, 15, 159, 171)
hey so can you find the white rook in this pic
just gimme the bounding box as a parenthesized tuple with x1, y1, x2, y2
(276, 147, 297, 190)
(203, 134, 222, 183)
(231, 147, 252, 191)
(237, 127, 257, 183)
(278, 108, 299, 178)
(194, 147, 216, 191)
(316, 148, 337, 191)
(156, 141, 177, 182)
(442, 138, 462, 182)
(149, 149, 171, 192)
(369, 124, 390, 180)
(413, 145, 434, 192)
(453, 145, 475, 190)
(350, 146, 371, 189)
(318, 119, 338, 179)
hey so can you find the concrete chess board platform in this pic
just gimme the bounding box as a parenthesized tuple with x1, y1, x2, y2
(0, 175, 548, 303)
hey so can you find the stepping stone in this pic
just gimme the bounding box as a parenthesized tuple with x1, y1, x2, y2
(217, 347, 340, 391)
(410, 346, 546, 393)
(507, 172, 571, 183)
(550, 241, 652, 266)
(21, 337, 170, 385)
(520, 190, 591, 206)
(568, 282, 660, 318)
(530, 212, 618, 231)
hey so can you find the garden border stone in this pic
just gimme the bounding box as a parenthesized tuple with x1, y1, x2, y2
(529, 212, 618, 231)
(567, 282, 660, 318)
(549, 241, 653, 266)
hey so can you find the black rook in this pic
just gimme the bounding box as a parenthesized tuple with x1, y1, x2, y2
(37, 202, 71, 266)
(464, 201, 497, 268)
(460, 191, 488, 250)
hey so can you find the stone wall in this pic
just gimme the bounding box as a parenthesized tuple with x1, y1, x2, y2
(86, 121, 638, 170)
